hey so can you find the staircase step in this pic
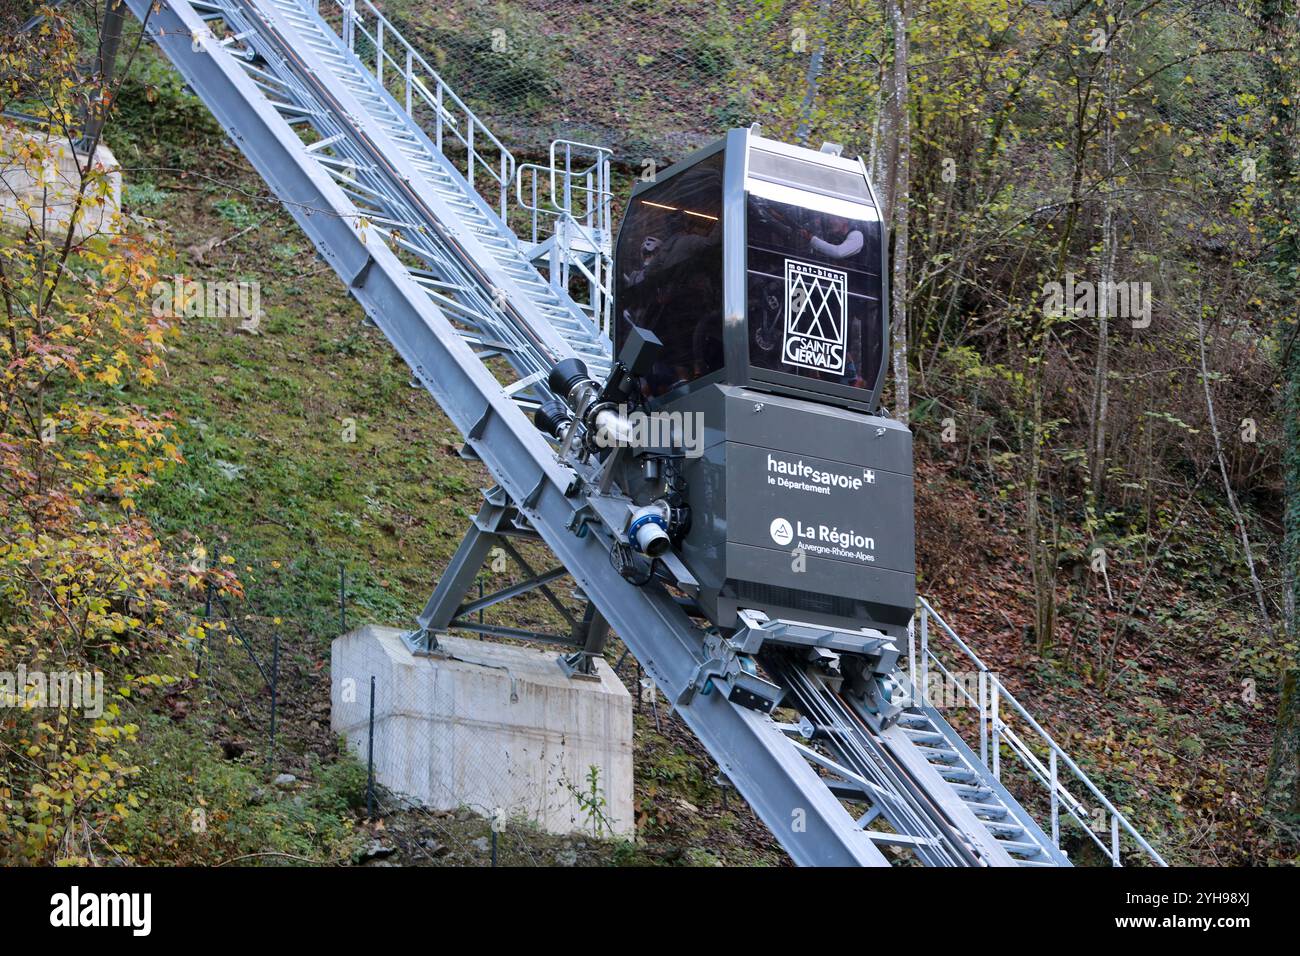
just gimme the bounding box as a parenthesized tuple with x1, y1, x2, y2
(996, 839, 1046, 857)
(902, 729, 945, 745)
(918, 747, 961, 765)
(936, 766, 977, 783)
(982, 819, 1025, 837)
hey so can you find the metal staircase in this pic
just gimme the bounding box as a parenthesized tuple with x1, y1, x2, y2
(125, 0, 1166, 866)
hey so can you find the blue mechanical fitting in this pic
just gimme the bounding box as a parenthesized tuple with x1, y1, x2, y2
(627, 503, 671, 557)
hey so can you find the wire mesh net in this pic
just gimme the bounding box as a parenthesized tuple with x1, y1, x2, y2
(355, 0, 758, 156)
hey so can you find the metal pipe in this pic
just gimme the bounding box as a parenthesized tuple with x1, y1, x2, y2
(978, 669, 988, 768)
(1050, 749, 1059, 848)
(919, 607, 929, 707)
(991, 680, 1000, 779)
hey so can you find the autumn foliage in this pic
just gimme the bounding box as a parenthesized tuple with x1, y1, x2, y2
(0, 9, 236, 863)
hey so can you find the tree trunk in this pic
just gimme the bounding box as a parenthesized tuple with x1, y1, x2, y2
(795, 0, 833, 145)
(888, 0, 910, 421)
(1027, 363, 1056, 653)
(1090, 32, 1116, 511)
(1271, 325, 1300, 812)
(1262, 0, 1300, 813)
(1197, 309, 1270, 623)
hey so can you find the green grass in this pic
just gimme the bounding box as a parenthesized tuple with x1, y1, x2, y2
(111, 717, 366, 866)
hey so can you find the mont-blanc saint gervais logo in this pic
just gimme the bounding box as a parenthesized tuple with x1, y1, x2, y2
(783, 259, 848, 375)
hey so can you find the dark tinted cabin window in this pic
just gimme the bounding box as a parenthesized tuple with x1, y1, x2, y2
(746, 191, 883, 394)
(615, 152, 724, 399)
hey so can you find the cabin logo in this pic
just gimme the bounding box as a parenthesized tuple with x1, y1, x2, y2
(769, 517, 794, 546)
(783, 260, 847, 375)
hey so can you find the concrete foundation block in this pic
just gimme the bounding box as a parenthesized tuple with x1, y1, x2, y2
(331, 626, 634, 838)
(0, 128, 122, 240)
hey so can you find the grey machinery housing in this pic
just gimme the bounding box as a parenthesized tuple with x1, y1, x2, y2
(542, 129, 914, 645)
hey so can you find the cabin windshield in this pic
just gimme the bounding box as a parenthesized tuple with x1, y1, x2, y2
(745, 182, 884, 394)
(614, 152, 725, 399)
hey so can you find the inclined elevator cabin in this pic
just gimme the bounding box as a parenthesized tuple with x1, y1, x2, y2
(606, 130, 914, 646)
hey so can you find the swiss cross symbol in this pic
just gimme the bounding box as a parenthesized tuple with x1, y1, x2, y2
(864, 470, 876, 484)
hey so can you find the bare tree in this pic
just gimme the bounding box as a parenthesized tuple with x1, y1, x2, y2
(888, 0, 910, 422)
(1196, 306, 1269, 622)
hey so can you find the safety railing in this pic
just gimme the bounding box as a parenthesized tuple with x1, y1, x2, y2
(515, 139, 614, 336)
(550, 139, 613, 248)
(906, 597, 1168, 866)
(318, 0, 516, 220)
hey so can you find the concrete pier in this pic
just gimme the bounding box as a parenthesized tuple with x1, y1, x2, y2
(331, 626, 633, 837)
(0, 129, 122, 240)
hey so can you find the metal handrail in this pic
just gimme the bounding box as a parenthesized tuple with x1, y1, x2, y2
(319, 3, 613, 337)
(549, 139, 613, 240)
(516, 161, 608, 247)
(321, 0, 516, 219)
(515, 161, 551, 246)
(909, 596, 1168, 866)
(514, 141, 614, 337)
